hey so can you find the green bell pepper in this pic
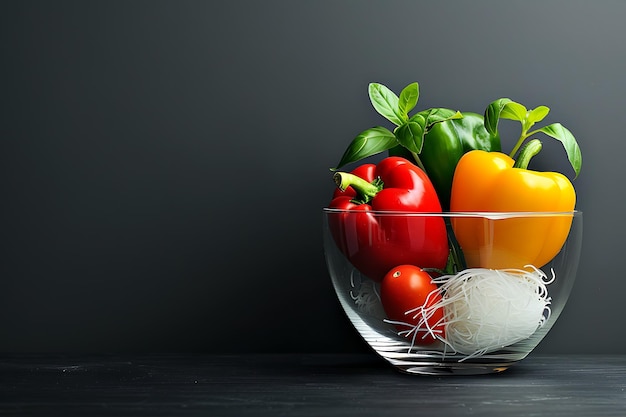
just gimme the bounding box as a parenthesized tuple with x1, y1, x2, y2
(390, 112, 500, 210)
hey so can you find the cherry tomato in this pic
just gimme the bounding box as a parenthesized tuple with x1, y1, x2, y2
(380, 265, 445, 345)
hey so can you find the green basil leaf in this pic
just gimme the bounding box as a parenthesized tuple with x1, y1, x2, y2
(501, 101, 527, 121)
(398, 82, 419, 116)
(332, 126, 398, 170)
(395, 115, 426, 154)
(484, 98, 513, 135)
(526, 105, 550, 126)
(368, 83, 406, 126)
(418, 108, 463, 127)
(536, 123, 582, 178)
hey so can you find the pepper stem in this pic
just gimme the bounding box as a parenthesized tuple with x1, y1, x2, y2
(333, 172, 383, 205)
(513, 139, 543, 170)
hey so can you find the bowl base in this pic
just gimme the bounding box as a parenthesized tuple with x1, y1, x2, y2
(391, 361, 514, 376)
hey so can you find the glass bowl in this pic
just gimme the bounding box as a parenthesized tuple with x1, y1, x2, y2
(322, 209, 582, 375)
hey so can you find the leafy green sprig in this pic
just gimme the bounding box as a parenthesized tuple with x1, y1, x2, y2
(332, 82, 462, 171)
(485, 98, 582, 177)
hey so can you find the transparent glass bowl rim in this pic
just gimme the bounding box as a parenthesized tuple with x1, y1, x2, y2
(323, 208, 581, 219)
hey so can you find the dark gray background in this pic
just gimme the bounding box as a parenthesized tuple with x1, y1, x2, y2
(1, 0, 623, 353)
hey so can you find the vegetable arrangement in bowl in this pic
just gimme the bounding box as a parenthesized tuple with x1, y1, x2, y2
(323, 81, 583, 375)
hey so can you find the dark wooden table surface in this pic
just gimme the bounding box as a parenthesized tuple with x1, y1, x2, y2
(1, 353, 625, 416)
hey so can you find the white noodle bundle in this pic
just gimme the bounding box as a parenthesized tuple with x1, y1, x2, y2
(429, 267, 554, 360)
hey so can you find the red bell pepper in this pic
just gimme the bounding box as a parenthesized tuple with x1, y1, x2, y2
(328, 157, 449, 282)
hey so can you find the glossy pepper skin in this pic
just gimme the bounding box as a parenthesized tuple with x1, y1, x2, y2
(391, 113, 500, 210)
(450, 150, 576, 270)
(328, 157, 449, 282)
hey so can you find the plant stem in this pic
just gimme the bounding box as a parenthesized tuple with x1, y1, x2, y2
(410, 151, 427, 172)
(509, 131, 529, 158)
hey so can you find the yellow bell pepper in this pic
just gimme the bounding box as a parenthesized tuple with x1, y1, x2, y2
(449, 149, 575, 270)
